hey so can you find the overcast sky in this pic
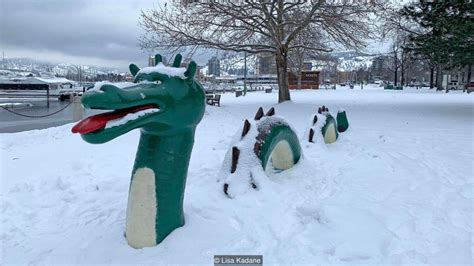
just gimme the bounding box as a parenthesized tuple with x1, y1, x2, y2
(0, 0, 170, 70)
(0, 0, 391, 71)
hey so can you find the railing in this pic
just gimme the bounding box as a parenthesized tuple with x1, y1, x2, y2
(0, 90, 65, 107)
(0, 93, 61, 98)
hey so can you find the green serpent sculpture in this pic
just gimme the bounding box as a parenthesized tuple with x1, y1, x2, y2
(308, 106, 349, 144)
(220, 106, 349, 197)
(219, 107, 302, 197)
(72, 54, 205, 248)
(71, 52, 350, 246)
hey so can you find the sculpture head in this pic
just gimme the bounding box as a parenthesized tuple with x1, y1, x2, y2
(72, 54, 205, 143)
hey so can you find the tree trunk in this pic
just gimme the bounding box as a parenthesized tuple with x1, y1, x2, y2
(401, 65, 405, 87)
(394, 53, 398, 86)
(430, 66, 434, 89)
(394, 68, 398, 86)
(436, 64, 443, 90)
(276, 50, 290, 102)
(297, 70, 302, 90)
(467, 64, 472, 84)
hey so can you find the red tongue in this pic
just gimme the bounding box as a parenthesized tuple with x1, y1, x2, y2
(72, 105, 155, 134)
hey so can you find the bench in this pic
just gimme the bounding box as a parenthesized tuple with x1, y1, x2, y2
(206, 94, 221, 106)
(205, 94, 213, 104)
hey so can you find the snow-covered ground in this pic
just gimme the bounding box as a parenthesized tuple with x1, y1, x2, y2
(1, 86, 473, 265)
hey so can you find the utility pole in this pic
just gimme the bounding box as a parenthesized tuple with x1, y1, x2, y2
(243, 51, 247, 95)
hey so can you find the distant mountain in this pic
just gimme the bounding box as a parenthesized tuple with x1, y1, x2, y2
(205, 51, 374, 76)
(329, 51, 369, 60)
(0, 58, 121, 78)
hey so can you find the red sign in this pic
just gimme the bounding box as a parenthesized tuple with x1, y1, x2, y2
(288, 71, 320, 89)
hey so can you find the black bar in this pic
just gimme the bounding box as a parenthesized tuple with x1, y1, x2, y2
(47, 86, 50, 108)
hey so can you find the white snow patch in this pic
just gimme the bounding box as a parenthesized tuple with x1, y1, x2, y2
(304, 112, 326, 145)
(105, 108, 159, 129)
(137, 63, 187, 79)
(218, 115, 309, 198)
(1, 86, 472, 264)
(0, 102, 33, 108)
(89, 81, 136, 93)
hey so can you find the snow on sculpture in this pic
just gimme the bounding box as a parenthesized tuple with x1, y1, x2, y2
(219, 107, 302, 197)
(307, 106, 350, 144)
(71, 54, 205, 249)
(220, 106, 350, 197)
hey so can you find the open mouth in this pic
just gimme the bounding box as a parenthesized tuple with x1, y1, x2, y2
(71, 104, 160, 134)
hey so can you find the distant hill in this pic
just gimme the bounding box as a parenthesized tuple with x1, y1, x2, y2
(206, 51, 376, 76)
(0, 58, 121, 78)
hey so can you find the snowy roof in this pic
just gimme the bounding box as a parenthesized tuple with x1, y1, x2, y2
(216, 76, 238, 80)
(33, 77, 74, 84)
(0, 77, 74, 85)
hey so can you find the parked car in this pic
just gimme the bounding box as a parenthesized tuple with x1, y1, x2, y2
(447, 80, 462, 91)
(340, 82, 346, 86)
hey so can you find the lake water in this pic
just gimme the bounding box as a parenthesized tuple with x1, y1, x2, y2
(0, 98, 100, 133)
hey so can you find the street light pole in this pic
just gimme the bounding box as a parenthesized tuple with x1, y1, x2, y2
(244, 51, 247, 95)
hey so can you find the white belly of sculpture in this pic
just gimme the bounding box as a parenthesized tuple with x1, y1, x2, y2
(324, 123, 337, 144)
(125, 167, 157, 248)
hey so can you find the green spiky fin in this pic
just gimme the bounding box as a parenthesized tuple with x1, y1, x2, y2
(172, 54, 182, 67)
(184, 61, 197, 80)
(154, 54, 163, 65)
(129, 64, 140, 77)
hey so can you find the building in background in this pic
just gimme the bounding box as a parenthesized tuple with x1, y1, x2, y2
(0, 77, 74, 91)
(370, 55, 390, 81)
(303, 62, 313, 71)
(148, 55, 167, 67)
(148, 56, 155, 67)
(208, 56, 221, 76)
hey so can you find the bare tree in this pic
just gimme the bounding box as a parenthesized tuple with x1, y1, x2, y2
(381, 4, 443, 89)
(288, 26, 328, 89)
(140, 0, 383, 102)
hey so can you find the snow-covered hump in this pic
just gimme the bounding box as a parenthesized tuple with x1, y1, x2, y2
(137, 63, 187, 79)
(89, 81, 136, 93)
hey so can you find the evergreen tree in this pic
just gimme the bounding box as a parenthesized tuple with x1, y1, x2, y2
(401, 0, 473, 86)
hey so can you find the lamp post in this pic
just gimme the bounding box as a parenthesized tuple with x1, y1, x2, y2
(243, 51, 247, 95)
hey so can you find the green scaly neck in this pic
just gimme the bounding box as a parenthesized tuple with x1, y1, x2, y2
(131, 127, 196, 243)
